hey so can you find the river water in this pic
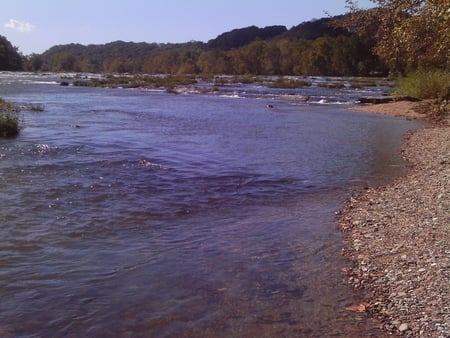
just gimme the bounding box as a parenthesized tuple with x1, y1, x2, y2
(0, 73, 422, 337)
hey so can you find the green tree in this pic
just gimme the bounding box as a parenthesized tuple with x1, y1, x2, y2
(228, 49, 247, 75)
(47, 52, 80, 72)
(300, 37, 334, 75)
(262, 42, 282, 75)
(240, 40, 267, 74)
(24, 53, 44, 71)
(281, 39, 312, 75)
(0, 35, 23, 70)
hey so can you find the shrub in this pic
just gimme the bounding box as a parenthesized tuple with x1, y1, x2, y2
(73, 74, 197, 89)
(413, 99, 449, 125)
(18, 103, 45, 112)
(230, 75, 262, 84)
(270, 78, 311, 88)
(27, 103, 45, 112)
(317, 82, 345, 89)
(394, 70, 450, 100)
(0, 98, 21, 138)
(348, 78, 379, 88)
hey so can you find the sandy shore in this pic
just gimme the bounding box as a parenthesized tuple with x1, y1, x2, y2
(348, 101, 427, 120)
(340, 102, 449, 337)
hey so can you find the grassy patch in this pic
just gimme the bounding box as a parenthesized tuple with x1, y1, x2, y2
(0, 98, 21, 138)
(394, 70, 450, 100)
(348, 79, 379, 88)
(270, 78, 311, 88)
(73, 74, 198, 89)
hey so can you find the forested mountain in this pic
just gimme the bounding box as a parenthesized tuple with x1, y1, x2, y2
(0, 35, 23, 70)
(0, 14, 392, 76)
(42, 40, 205, 61)
(36, 40, 205, 73)
(207, 25, 287, 50)
(23, 14, 387, 76)
(5, 5, 448, 77)
(282, 16, 350, 40)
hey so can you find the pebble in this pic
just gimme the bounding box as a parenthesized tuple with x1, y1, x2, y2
(339, 126, 450, 337)
(399, 323, 409, 332)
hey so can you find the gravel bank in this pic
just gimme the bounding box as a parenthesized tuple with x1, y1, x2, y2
(339, 105, 449, 337)
(348, 101, 427, 120)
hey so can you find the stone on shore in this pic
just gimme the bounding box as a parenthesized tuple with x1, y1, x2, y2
(399, 323, 409, 332)
(339, 126, 450, 337)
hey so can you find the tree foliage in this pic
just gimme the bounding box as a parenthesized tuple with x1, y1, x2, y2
(29, 14, 387, 76)
(207, 25, 287, 50)
(342, 0, 450, 74)
(282, 16, 350, 40)
(0, 35, 23, 70)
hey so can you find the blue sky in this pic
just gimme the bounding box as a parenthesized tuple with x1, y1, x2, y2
(1, 0, 375, 55)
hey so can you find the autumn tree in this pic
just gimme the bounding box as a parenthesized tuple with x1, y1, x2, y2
(34, 14, 387, 76)
(343, 0, 450, 74)
(197, 50, 233, 75)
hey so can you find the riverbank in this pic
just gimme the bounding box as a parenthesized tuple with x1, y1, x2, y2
(348, 101, 427, 120)
(340, 102, 449, 337)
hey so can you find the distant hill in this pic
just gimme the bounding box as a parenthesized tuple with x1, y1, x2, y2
(27, 13, 386, 76)
(41, 40, 204, 61)
(37, 14, 352, 63)
(207, 25, 287, 50)
(282, 16, 350, 40)
(0, 35, 23, 70)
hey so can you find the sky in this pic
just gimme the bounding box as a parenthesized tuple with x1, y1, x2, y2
(1, 0, 375, 55)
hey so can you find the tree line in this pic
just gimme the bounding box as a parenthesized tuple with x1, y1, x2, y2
(1, 15, 388, 76)
(28, 36, 384, 76)
(1, 2, 448, 77)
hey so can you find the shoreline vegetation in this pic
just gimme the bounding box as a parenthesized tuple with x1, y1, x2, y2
(67, 72, 449, 124)
(0, 97, 44, 138)
(0, 98, 20, 138)
(340, 101, 449, 337)
(66, 73, 392, 90)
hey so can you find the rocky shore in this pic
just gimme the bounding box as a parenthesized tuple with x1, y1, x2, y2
(340, 103, 449, 337)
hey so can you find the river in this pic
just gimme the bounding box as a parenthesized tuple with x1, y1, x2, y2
(0, 73, 423, 337)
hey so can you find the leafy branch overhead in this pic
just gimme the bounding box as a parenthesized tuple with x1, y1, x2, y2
(342, 0, 450, 74)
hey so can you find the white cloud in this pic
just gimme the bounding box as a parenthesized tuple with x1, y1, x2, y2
(4, 19, 35, 33)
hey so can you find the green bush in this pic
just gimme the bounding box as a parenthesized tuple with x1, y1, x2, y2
(0, 98, 21, 137)
(270, 78, 311, 88)
(317, 82, 345, 89)
(394, 70, 450, 100)
(230, 75, 262, 84)
(73, 75, 197, 89)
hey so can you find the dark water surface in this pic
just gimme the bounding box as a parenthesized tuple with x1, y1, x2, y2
(0, 73, 422, 337)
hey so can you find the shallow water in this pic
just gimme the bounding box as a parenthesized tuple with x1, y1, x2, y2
(0, 73, 422, 337)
